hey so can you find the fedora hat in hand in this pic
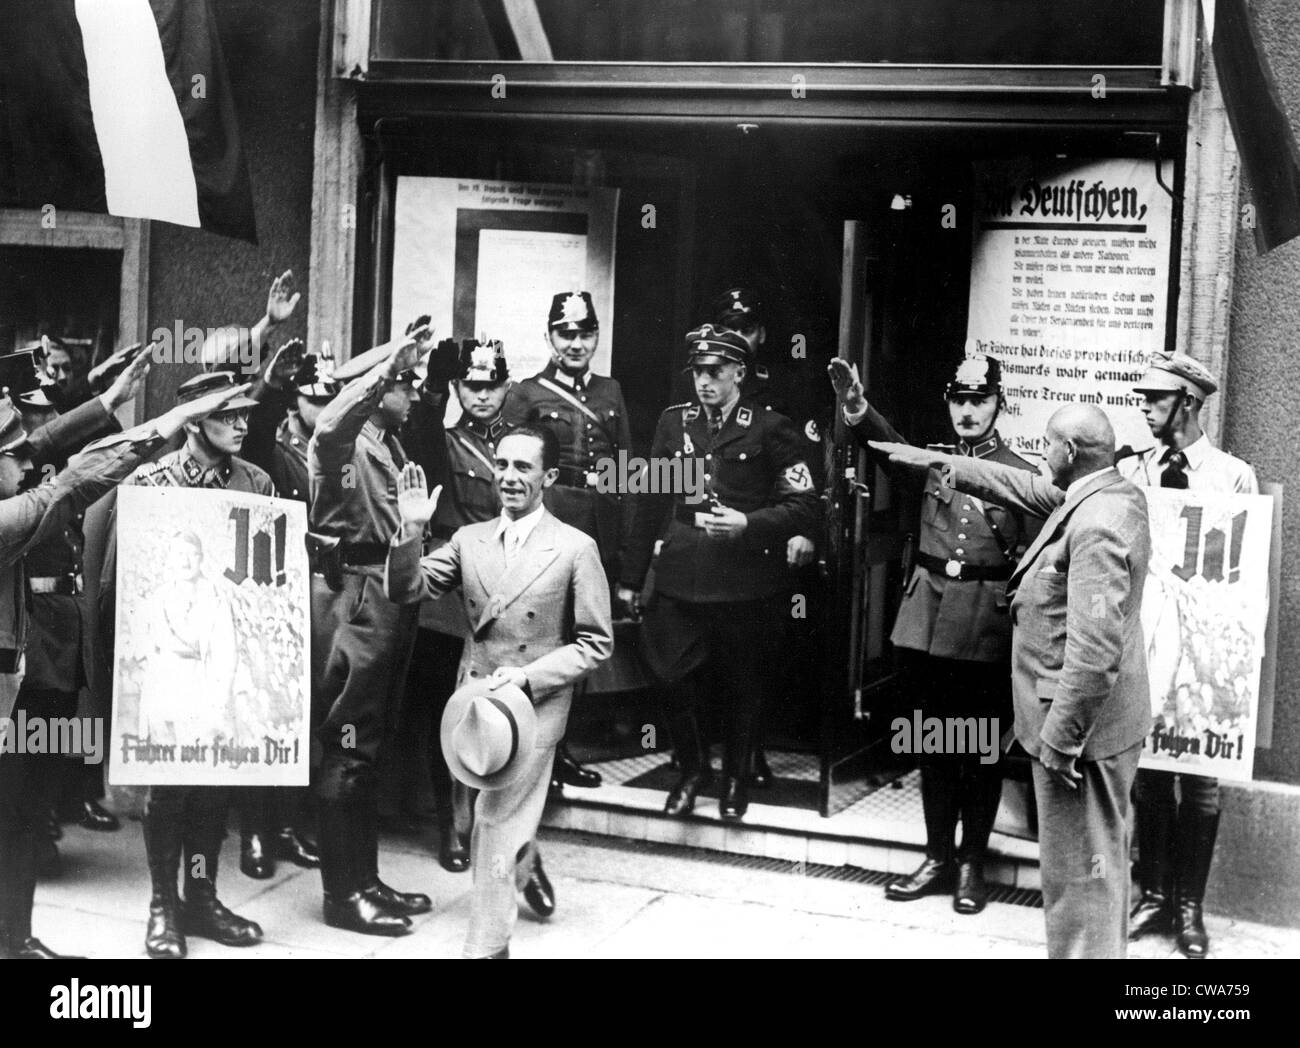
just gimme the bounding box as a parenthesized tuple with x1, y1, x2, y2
(440, 679, 537, 791)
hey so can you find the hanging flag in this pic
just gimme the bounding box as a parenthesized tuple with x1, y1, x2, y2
(1211, 0, 1300, 253)
(0, 0, 256, 242)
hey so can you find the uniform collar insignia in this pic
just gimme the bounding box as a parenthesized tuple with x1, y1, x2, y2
(755, 364, 770, 380)
(737, 406, 753, 427)
(964, 434, 1000, 458)
(684, 404, 700, 421)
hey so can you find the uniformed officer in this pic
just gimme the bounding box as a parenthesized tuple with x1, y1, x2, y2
(234, 343, 334, 879)
(99, 372, 279, 959)
(713, 286, 829, 787)
(0, 352, 159, 961)
(1122, 352, 1257, 960)
(400, 338, 507, 874)
(618, 326, 819, 821)
(502, 291, 631, 792)
(830, 353, 1037, 914)
(307, 324, 434, 937)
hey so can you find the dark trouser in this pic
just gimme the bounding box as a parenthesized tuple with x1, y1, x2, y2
(641, 596, 785, 781)
(311, 570, 419, 897)
(1134, 768, 1220, 905)
(902, 652, 1010, 864)
(406, 627, 475, 839)
(0, 686, 78, 949)
(1033, 741, 1142, 959)
(238, 785, 313, 841)
(143, 785, 232, 895)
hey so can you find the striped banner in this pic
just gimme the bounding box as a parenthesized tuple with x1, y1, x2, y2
(0, 0, 256, 242)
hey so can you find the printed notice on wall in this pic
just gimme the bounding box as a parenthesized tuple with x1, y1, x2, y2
(390, 177, 619, 416)
(966, 157, 1175, 457)
(1139, 488, 1271, 782)
(110, 487, 311, 786)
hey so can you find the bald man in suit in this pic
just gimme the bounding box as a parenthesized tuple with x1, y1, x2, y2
(872, 404, 1152, 959)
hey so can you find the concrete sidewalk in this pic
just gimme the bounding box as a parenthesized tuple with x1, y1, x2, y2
(31, 817, 1300, 960)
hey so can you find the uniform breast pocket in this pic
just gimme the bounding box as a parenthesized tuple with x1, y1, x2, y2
(922, 491, 949, 531)
(720, 442, 765, 479)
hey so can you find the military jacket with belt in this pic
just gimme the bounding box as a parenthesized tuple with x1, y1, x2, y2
(850, 403, 1038, 663)
(621, 400, 820, 603)
(309, 366, 407, 551)
(501, 362, 631, 561)
(269, 411, 312, 502)
(17, 397, 123, 692)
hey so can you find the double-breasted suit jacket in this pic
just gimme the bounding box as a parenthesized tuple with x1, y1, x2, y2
(385, 510, 613, 747)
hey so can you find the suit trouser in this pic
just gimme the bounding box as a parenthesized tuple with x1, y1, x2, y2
(0, 686, 79, 948)
(312, 569, 419, 896)
(463, 743, 557, 958)
(1032, 741, 1142, 959)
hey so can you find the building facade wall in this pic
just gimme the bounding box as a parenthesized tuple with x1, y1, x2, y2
(143, 0, 320, 419)
(1223, 0, 1300, 786)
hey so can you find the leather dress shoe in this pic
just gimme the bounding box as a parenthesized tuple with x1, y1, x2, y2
(885, 858, 956, 901)
(363, 879, 432, 916)
(271, 827, 320, 869)
(663, 771, 711, 817)
(438, 828, 470, 873)
(555, 748, 601, 789)
(718, 776, 748, 821)
(79, 799, 120, 832)
(240, 833, 275, 879)
(323, 893, 412, 936)
(522, 857, 555, 918)
(1128, 891, 1173, 940)
(182, 890, 263, 947)
(1176, 900, 1210, 959)
(749, 751, 774, 790)
(8, 937, 83, 959)
(953, 860, 989, 915)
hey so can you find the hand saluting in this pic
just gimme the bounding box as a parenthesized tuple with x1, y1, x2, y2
(396, 462, 442, 528)
(827, 357, 868, 414)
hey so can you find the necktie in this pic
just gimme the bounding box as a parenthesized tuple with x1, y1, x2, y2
(1161, 450, 1189, 489)
(503, 523, 522, 565)
(708, 410, 724, 436)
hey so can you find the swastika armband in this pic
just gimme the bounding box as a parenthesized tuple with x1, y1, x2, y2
(783, 463, 814, 491)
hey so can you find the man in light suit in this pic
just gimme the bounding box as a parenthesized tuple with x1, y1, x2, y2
(384, 425, 613, 959)
(872, 403, 1152, 959)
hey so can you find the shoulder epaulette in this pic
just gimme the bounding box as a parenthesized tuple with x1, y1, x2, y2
(662, 402, 693, 413)
(926, 442, 958, 452)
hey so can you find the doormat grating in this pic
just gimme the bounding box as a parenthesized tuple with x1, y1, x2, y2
(543, 828, 1043, 908)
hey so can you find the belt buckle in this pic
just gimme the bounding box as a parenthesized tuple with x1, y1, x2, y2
(944, 559, 962, 579)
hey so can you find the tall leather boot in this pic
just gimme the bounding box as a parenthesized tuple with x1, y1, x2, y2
(954, 759, 1003, 914)
(141, 808, 186, 959)
(887, 762, 958, 901)
(663, 700, 711, 817)
(719, 719, 753, 822)
(181, 795, 263, 948)
(1174, 810, 1220, 959)
(1129, 796, 1177, 939)
(360, 793, 431, 917)
(319, 760, 416, 933)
